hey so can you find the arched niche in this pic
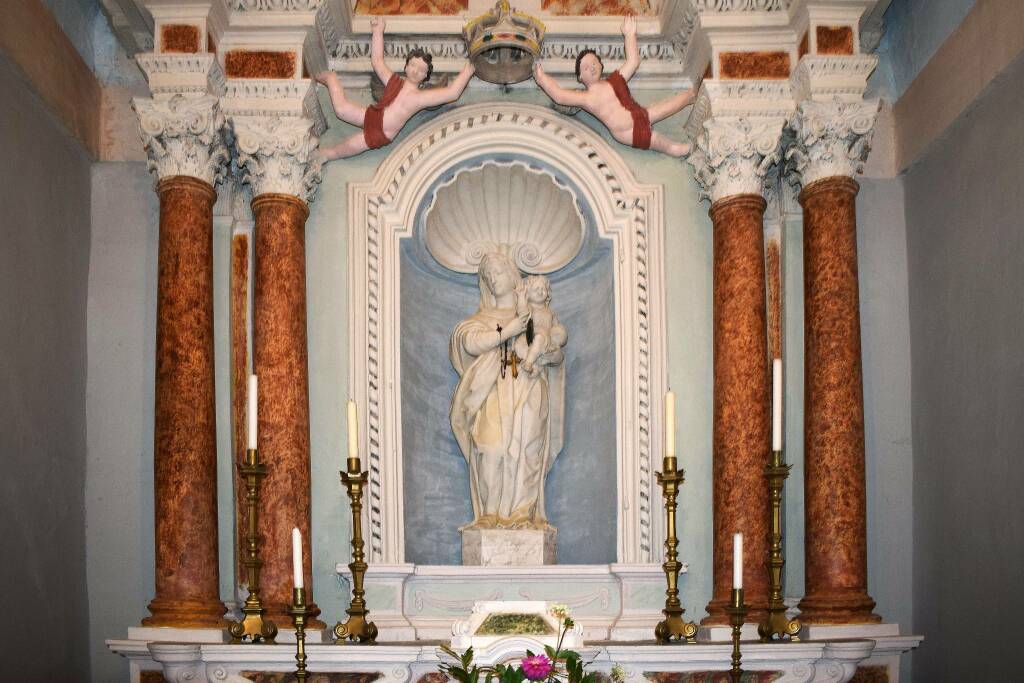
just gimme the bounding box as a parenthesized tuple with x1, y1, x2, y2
(347, 102, 668, 567)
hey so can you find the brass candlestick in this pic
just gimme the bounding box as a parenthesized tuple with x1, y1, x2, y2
(726, 588, 748, 683)
(228, 448, 278, 644)
(757, 449, 802, 643)
(290, 586, 312, 682)
(654, 455, 698, 644)
(333, 457, 378, 643)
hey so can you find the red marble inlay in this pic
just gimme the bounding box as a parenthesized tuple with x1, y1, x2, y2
(645, 672, 782, 682)
(144, 176, 227, 628)
(719, 51, 790, 79)
(161, 24, 200, 53)
(141, 672, 170, 683)
(703, 194, 772, 625)
(798, 32, 809, 59)
(241, 673, 383, 682)
(354, 0, 468, 14)
(797, 177, 880, 624)
(225, 50, 297, 79)
(816, 25, 855, 55)
(231, 233, 250, 582)
(251, 194, 323, 628)
(766, 238, 782, 360)
(541, 0, 654, 16)
(849, 666, 889, 683)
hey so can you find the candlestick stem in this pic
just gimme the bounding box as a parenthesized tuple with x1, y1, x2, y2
(333, 465, 378, 643)
(290, 586, 312, 682)
(653, 457, 697, 643)
(227, 448, 277, 643)
(727, 588, 748, 682)
(757, 449, 802, 642)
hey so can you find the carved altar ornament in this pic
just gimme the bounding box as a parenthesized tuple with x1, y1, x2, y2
(232, 116, 323, 202)
(688, 116, 786, 203)
(786, 99, 880, 187)
(423, 162, 585, 275)
(133, 94, 229, 186)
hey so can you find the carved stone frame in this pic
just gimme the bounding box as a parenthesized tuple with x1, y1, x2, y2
(348, 102, 667, 567)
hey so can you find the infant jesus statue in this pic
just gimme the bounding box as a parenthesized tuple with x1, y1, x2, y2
(315, 18, 476, 160)
(514, 275, 568, 376)
(533, 16, 696, 157)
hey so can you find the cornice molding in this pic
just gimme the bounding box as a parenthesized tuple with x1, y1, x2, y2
(133, 94, 230, 186)
(222, 78, 327, 136)
(137, 52, 226, 98)
(790, 54, 877, 103)
(231, 116, 323, 202)
(786, 99, 879, 187)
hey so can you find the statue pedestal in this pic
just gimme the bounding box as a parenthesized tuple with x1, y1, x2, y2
(461, 528, 557, 566)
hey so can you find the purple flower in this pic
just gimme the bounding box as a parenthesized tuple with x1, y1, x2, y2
(521, 654, 553, 681)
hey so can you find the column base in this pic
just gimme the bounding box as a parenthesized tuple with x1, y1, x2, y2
(797, 590, 880, 624)
(142, 597, 229, 628)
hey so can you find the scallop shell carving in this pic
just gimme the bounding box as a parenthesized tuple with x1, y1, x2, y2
(424, 162, 585, 274)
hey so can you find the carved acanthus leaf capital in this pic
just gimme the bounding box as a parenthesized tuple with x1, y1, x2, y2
(231, 116, 323, 203)
(133, 94, 229, 186)
(786, 99, 880, 188)
(688, 116, 787, 204)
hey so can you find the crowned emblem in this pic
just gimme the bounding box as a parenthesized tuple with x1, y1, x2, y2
(463, 0, 546, 85)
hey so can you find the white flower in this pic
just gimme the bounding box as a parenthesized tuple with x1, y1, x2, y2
(610, 663, 627, 683)
(548, 603, 570, 619)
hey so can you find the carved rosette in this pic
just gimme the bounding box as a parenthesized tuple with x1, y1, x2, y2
(786, 100, 880, 188)
(688, 116, 787, 203)
(231, 117, 323, 203)
(133, 94, 229, 186)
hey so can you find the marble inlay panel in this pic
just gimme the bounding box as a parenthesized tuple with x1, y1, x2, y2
(354, 0, 468, 14)
(719, 51, 790, 79)
(231, 232, 249, 582)
(161, 24, 199, 53)
(225, 50, 297, 79)
(816, 25, 854, 55)
(542, 0, 654, 16)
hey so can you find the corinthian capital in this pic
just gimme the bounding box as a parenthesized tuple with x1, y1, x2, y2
(786, 99, 880, 188)
(133, 95, 229, 186)
(688, 116, 787, 204)
(231, 117, 323, 203)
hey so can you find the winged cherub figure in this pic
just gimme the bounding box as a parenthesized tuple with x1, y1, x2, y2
(533, 16, 696, 157)
(315, 18, 476, 160)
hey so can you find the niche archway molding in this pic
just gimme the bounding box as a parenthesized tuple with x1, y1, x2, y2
(348, 102, 668, 567)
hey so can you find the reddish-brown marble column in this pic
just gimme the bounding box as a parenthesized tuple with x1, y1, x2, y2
(703, 194, 772, 625)
(231, 232, 250, 586)
(143, 175, 227, 627)
(797, 176, 879, 623)
(251, 193, 322, 627)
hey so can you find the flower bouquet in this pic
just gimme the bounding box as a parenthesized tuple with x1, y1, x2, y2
(437, 607, 601, 683)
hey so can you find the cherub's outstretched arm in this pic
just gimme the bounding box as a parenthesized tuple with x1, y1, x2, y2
(419, 62, 476, 108)
(533, 63, 588, 108)
(619, 15, 640, 81)
(370, 17, 394, 84)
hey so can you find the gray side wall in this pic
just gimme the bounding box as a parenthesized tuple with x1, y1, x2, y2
(906, 53, 1024, 682)
(0, 53, 92, 679)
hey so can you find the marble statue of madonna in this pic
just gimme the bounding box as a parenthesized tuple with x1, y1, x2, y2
(449, 251, 567, 530)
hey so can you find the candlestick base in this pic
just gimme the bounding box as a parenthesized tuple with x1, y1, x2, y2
(228, 602, 278, 644)
(726, 588, 748, 683)
(654, 609, 698, 644)
(334, 611, 379, 644)
(757, 607, 802, 643)
(228, 448, 277, 644)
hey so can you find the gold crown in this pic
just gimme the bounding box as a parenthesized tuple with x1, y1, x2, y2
(463, 0, 546, 85)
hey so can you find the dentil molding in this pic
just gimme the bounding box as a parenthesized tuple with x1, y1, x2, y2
(231, 116, 323, 202)
(133, 94, 230, 186)
(786, 99, 880, 188)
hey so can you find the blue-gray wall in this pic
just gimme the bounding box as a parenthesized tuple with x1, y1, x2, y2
(905, 52, 1024, 683)
(0, 52, 92, 680)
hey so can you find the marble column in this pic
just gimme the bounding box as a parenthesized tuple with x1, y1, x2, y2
(134, 95, 230, 627)
(233, 116, 324, 627)
(690, 116, 786, 624)
(788, 100, 881, 623)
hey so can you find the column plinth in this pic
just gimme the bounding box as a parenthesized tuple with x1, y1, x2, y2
(797, 176, 879, 624)
(251, 193, 322, 628)
(144, 175, 227, 628)
(702, 193, 772, 625)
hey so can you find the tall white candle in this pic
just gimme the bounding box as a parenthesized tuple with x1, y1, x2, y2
(772, 358, 783, 451)
(292, 527, 303, 589)
(733, 532, 743, 590)
(347, 399, 358, 460)
(247, 374, 258, 450)
(665, 390, 676, 458)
